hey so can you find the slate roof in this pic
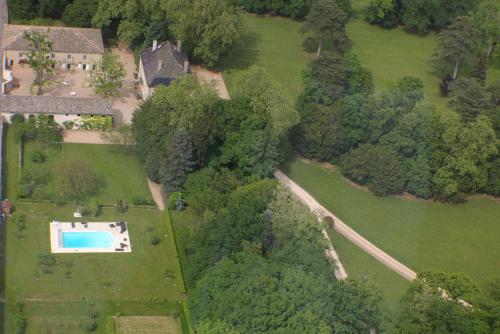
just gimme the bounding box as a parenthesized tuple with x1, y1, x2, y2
(2, 24, 104, 54)
(140, 41, 189, 87)
(0, 96, 112, 115)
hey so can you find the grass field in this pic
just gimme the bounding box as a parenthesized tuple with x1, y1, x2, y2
(3, 129, 185, 334)
(348, 19, 500, 112)
(4, 204, 184, 333)
(284, 159, 500, 286)
(220, 14, 312, 98)
(114, 316, 181, 334)
(327, 228, 410, 311)
(21, 142, 152, 205)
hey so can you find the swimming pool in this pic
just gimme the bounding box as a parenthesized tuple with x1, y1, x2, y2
(62, 232, 113, 248)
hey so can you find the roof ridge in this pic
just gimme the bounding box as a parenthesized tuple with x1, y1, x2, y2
(73, 29, 102, 53)
(6, 24, 101, 32)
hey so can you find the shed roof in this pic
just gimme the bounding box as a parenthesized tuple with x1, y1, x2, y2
(2, 24, 104, 54)
(0, 96, 112, 115)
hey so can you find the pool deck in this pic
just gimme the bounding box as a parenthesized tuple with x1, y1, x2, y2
(50, 221, 132, 253)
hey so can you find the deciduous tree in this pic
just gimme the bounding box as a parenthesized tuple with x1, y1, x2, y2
(23, 30, 56, 96)
(301, 0, 351, 56)
(431, 16, 480, 80)
(87, 52, 126, 97)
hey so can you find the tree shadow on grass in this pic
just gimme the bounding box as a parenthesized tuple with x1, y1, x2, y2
(214, 31, 261, 72)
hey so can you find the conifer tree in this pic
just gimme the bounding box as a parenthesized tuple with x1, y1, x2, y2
(159, 128, 196, 192)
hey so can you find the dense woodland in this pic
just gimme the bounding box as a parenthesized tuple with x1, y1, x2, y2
(293, 0, 500, 202)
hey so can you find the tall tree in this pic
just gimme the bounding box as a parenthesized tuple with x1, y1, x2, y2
(472, 0, 500, 60)
(23, 30, 56, 96)
(159, 128, 196, 193)
(301, 0, 351, 56)
(62, 0, 98, 28)
(448, 78, 491, 123)
(86, 52, 126, 97)
(401, 0, 478, 35)
(366, 0, 401, 29)
(167, 0, 242, 67)
(431, 16, 480, 80)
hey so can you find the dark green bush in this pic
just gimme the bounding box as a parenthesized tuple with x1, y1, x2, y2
(84, 320, 98, 332)
(150, 236, 161, 246)
(29, 150, 46, 163)
(132, 196, 155, 206)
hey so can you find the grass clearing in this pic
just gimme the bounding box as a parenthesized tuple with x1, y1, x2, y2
(115, 316, 181, 334)
(220, 14, 312, 98)
(3, 128, 187, 333)
(348, 19, 500, 112)
(327, 228, 410, 311)
(4, 203, 185, 333)
(22, 142, 152, 205)
(283, 159, 500, 286)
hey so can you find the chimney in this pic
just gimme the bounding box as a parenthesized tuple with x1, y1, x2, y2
(152, 40, 158, 51)
(183, 61, 189, 73)
(157, 60, 163, 72)
(176, 40, 182, 52)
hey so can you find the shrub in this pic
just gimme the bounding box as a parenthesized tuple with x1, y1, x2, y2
(62, 120, 75, 130)
(84, 321, 98, 332)
(38, 253, 57, 266)
(80, 115, 113, 131)
(29, 150, 46, 163)
(302, 37, 318, 53)
(132, 196, 155, 206)
(88, 198, 101, 217)
(150, 236, 161, 246)
(11, 113, 25, 125)
(13, 314, 26, 334)
(167, 192, 182, 210)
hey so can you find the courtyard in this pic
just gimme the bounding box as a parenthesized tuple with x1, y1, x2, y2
(6, 47, 140, 124)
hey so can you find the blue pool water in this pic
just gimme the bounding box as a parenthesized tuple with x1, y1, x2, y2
(62, 232, 113, 248)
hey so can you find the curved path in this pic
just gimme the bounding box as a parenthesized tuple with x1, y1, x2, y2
(275, 170, 417, 281)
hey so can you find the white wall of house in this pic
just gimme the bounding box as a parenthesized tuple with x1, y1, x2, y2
(138, 58, 152, 99)
(4, 50, 102, 71)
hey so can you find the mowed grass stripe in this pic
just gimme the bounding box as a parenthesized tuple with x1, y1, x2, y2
(284, 159, 500, 285)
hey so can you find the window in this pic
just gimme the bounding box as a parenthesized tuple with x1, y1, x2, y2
(65, 114, 69, 116)
(19, 52, 24, 58)
(82, 55, 87, 60)
(77, 114, 81, 117)
(51, 53, 56, 59)
(67, 54, 72, 60)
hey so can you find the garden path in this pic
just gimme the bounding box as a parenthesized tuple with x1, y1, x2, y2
(63, 130, 109, 144)
(275, 170, 417, 281)
(147, 179, 165, 211)
(191, 66, 230, 100)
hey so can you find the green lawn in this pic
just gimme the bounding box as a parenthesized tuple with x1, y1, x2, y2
(348, 19, 500, 112)
(284, 159, 500, 286)
(327, 228, 410, 312)
(220, 14, 312, 98)
(21, 142, 152, 205)
(4, 204, 184, 333)
(3, 129, 186, 334)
